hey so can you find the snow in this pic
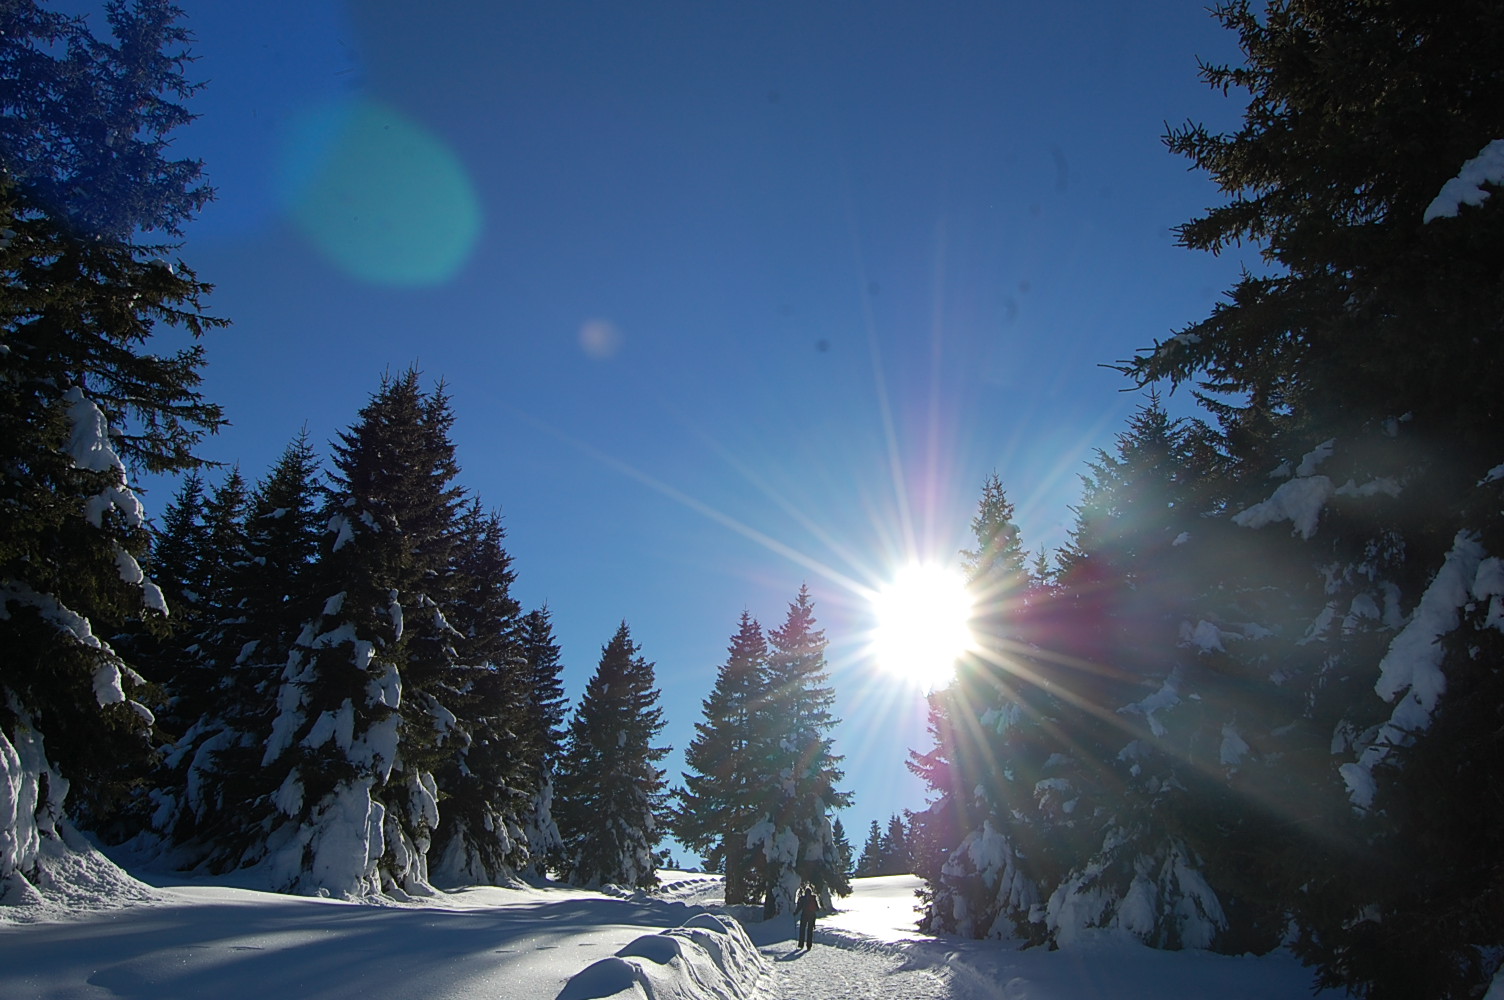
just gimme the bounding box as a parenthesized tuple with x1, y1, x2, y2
(559, 913, 766, 999)
(1120, 667, 1182, 738)
(1, 866, 1337, 1000)
(1341, 531, 1487, 807)
(1423, 138, 1504, 222)
(330, 513, 355, 551)
(1476, 557, 1504, 632)
(1295, 439, 1334, 477)
(63, 387, 124, 475)
(1219, 724, 1250, 767)
(1233, 475, 1333, 539)
(1181, 620, 1225, 652)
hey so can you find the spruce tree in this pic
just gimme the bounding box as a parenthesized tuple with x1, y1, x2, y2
(0, 0, 223, 901)
(856, 820, 884, 878)
(555, 622, 669, 888)
(880, 814, 910, 876)
(157, 469, 247, 737)
(672, 611, 770, 904)
(517, 605, 567, 871)
(830, 816, 854, 881)
(252, 371, 465, 897)
(747, 586, 851, 915)
(1042, 399, 1239, 950)
(908, 476, 1072, 943)
(164, 434, 325, 870)
(429, 501, 530, 886)
(1114, 2, 1504, 993)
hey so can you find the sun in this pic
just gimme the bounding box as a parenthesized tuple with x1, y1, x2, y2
(868, 562, 975, 690)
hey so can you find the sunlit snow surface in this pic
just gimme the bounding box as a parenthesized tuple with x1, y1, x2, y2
(2, 856, 1346, 1000)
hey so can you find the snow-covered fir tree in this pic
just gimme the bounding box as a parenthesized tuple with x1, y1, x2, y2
(555, 622, 669, 888)
(155, 434, 326, 870)
(251, 371, 465, 898)
(672, 611, 771, 904)
(908, 477, 1080, 944)
(747, 586, 851, 915)
(0, 0, 223, 905)
(1111, 2, 1504, 995)
(428, 502, 531, 886)
(517, 605, 567, 872)
(1043, 399, 1238, 951)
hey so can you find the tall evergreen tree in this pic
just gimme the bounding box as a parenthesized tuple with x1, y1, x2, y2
(0, 0, 223, 902)
(856, 820, 884, 878)
(429, 501, 530, 886)
(1042, 400, 1239, 951)
(830, 816, 854, 881)
(251, 371, 464, 897)
(747, 586, 851, 915)
(162, 434, 325, 869)
(153, 469, 247, 737)
(0, 0, 211, 241)
(517, 605, 567, 871)
(672, 611, 770, 904)
(909, 477, 1079, 943)
(880, 814, 911, 876)
(555, 622, 669, 888)
(1113, 2, 1504, 994)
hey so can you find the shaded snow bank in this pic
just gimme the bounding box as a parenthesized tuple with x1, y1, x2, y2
(557, 912, 766, 1000)
(0, 822, 162, 922)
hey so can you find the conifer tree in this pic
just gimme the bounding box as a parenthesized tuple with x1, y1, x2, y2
(908, 477, 1069, 943)
(252, 371, 465, 897)
(747, 586, 851, 915)
(517, 605, 567, 870)
(156, 469, 247, 736)
(162, 434, 325, 869)
(131, 472, 208, 732)
(856, 820, 884, 878)
(881, 814, 910, 876)
(555, 622, 669, 888)
(672, 611, 770, 904)
(0, 0, 223, 901)
(429, 501, 530, 886)
(830, 816, 854, 881)
(1113, 2, 1504, 993)
(1043, 400, 1237, 950)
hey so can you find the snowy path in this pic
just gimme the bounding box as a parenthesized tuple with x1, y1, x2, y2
(2, 862, 1336, 1000)
(758, 932, 955, 1000)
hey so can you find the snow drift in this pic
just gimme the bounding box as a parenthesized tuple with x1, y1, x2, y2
(557, 912, 767, 1000)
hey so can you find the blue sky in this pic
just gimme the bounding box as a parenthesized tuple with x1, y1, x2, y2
(136, 0, 1255, 861)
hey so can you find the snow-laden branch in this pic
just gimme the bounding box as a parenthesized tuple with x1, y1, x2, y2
(1423, 138, 1504, 222)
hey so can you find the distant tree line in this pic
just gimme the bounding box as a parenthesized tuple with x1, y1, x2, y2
(854, 813, 912, 878)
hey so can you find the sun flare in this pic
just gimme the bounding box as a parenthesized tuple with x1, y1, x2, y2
(868, 562, 975, 690)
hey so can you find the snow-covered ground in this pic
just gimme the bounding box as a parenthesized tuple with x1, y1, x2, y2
(1, 845, 1336, 999)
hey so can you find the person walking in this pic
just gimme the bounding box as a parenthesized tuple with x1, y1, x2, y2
(796, 885, 819, 950)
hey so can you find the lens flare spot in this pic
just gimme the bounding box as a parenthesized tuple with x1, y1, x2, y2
(277, 98, 481, 286)
(868, 562, 975, 690)
(579, 319, 624, 360)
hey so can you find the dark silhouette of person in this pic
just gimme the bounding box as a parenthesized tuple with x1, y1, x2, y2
(796, 885, 819, 950)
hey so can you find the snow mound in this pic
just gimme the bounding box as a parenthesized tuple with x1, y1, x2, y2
(556, 912, 767, 1000)
(0, 824, 164, 923)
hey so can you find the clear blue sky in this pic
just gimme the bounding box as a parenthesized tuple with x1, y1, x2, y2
(134, 0, 1255, 862)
